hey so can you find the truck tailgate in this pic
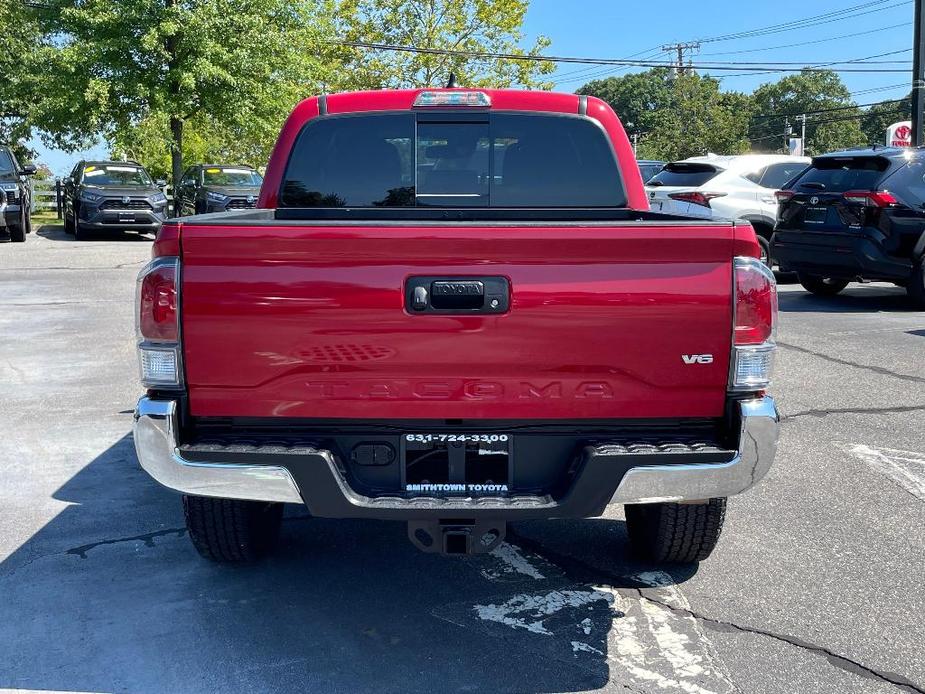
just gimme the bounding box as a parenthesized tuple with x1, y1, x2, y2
(180, 222, 734, 420)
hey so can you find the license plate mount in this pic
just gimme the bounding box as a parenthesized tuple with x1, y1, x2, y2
(804, 206, 827, 224)
(118, 212, 136, 223)
(401, 433, 511, 495)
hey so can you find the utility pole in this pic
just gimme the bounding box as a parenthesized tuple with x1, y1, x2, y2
(913, 0, 925, 145)
(784, 118, 792, 152)
(661, 42, 700, 75)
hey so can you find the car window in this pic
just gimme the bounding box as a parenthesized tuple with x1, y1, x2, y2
(0, 150, 17, 175)
(880, 161, 925, 205)
(203, 167, 263, 186)
(180, 168, 197, 186)
(81, 164, 153, 187)
(794, 157, 891, 193)
(759, 162, 809, 190)
(638, 163, 663, 183)
(648, 163, 720, 187)
(280, 112, 625, 208)
(743, 167, 765, 185)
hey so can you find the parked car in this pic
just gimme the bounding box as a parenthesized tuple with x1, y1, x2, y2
(173, 164, 263, 216)
(0, 146, 37, 243)
(133, 88, 780, 566)
(773, 147, 925, 306)
(647, 154, 810, 265)
(62, 160, 168, 239)
(636, 159, 665, 183)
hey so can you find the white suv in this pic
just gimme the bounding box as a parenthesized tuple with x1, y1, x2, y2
(646, 154, 810, 264)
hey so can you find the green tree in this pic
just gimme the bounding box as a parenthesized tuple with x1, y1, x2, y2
(860, 95, 911, 146)
(337, 0, 554, 90)
(578, 69, 753, 161)
(749, 70, 866, 155)
(33, 0, 336, 187)
(0, 2, 47, 160)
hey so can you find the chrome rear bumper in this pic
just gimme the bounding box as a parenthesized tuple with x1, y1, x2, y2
(133, 396, 779, 512)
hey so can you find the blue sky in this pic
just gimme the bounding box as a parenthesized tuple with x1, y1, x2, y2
(31, 0, 913, 174)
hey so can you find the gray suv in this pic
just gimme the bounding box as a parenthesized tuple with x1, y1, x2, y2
(0, 146, 37, 243)
(62, 160, 168, 239)
(174, 164, 263, 216)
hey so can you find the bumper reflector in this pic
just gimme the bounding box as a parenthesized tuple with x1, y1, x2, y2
(139, 346, 180, 387)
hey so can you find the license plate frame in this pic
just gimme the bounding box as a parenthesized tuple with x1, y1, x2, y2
(803, 206, 827, 224)
(401, 433, 512, 495)
(117, 212, 136, 223)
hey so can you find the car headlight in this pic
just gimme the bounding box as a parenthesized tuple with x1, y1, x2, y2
(206, 191, 229, 204)
(80, 190, 104, 204)
(0, 183, 17, 202)
(150, 192, 168, 205)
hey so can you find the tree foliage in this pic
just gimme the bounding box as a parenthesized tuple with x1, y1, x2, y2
(31, 0, 336, 184)
(0, 2, 47, 161)
(337, 0, 554, 90)
(578, 69, 752, 161)
(860, 94, 911, 146)
(748, 70, 865, 155)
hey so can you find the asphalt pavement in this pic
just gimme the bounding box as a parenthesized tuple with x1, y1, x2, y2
(1, 222, 923, 694)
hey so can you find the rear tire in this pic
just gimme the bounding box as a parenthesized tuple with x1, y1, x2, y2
(625, 498, 726, 563)
(9, 215, 26, 243)
(182, 495, 284, 563)
(907, 256, 925, 309)
(798, 273, 849, 297)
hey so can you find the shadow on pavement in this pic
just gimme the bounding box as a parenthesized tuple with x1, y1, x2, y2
(0, 433, 696, 693)
(778, 284, 916, 314)
(36, 223, 154, 242)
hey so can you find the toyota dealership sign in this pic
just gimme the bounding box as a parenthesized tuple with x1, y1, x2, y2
(887, 121, 912, 147)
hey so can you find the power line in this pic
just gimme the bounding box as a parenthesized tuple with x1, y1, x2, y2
(339, 41, 914, 73)
(694, 0, 910, 45)
(754, 98, 908, 120)
(699, 22, 911, 58)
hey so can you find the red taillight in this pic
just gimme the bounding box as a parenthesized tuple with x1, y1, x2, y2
(668, 191, 727, 208)
(774, 190, 794, 202)
(842, 190, 897, 207)
(138, 258, 179, 342)
(734, 257, 777, 346)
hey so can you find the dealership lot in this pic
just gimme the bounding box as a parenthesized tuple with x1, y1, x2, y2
(1, 225, 923, 694)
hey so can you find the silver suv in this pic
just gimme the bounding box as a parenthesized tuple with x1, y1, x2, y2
(646, 154, 810, 264)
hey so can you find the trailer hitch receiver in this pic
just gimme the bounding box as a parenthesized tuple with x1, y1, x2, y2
(408, 519, 505, 555)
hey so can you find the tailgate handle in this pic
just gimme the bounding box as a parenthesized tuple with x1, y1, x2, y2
(406, 277, 509, 314)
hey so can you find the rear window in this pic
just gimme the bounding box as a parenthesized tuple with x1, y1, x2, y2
(757, 162, 808, 190)
(793, 157, 891, 193)
(638, 163, 663, 183)
(279, 112, 625, 208)
(647, 163, 719, 188)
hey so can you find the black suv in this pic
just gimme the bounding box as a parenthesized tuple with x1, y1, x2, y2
(773, 147, 925, 307)
(0, 146, 37, 243)
(174, 164, 263, 216)
(62, 160, 168, 239)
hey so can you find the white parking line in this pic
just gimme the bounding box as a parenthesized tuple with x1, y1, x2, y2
(849, 444, 925, 501)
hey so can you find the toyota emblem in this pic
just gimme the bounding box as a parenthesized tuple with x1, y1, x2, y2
(122, 196, 130, 204)
(246, 195, 255, 203)
(809, 196, 819, 205)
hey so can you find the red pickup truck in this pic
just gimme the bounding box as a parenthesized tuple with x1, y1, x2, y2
(133, 88, 779, 565)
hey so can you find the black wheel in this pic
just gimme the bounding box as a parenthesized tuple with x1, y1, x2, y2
(73, 221, 85, 240)
(756, 235, 771, 267)
(64, 211, 75, 235)
(625, 498, 726, 563)
(9, 210, 26, 242)
(798, 273, 849, 297)
(908, 256, 925, 309)
(182, 495, 284, 563)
